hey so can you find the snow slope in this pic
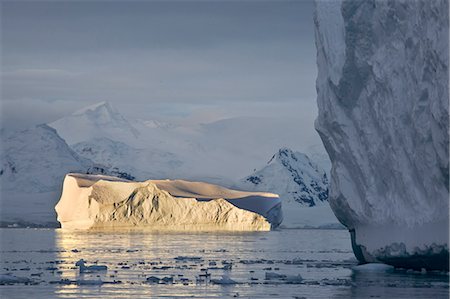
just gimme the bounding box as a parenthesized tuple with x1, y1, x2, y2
(238, 148, 340, 228)
(55, 173, 278, 231)
(72, 137, 183, 181)
(49, 102, 327, 183)
(314, 0, 449, 270)
(49, 101, 140, 145)
(0, 124, 91, 193)
(0, 125, 133, 225)
(0, 125, 91, 225)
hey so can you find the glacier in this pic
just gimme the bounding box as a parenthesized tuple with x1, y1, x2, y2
(55, 173, 281, 230)
(314, 0, 449, 270)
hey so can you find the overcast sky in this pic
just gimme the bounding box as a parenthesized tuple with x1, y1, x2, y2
(1, 0, 317, 131)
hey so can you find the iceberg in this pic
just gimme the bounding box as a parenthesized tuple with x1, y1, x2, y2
(55, 173, 281, 231)
(314, 0, 449, 270)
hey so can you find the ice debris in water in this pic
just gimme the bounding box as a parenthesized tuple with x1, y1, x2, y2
(0, 273, 31, 284)
(352, 263, 394, 272)
(211, 275, 237, 285)
(265, 272, 286, 280)
(75, 259, 108, 273)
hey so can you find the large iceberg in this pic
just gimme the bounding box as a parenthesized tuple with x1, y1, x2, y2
(55, 174, 281, 231)
(314, 0, 449, 270)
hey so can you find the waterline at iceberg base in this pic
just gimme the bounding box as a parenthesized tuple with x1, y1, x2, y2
(55, 173, 282, 231)
(314, 0, 449, 270)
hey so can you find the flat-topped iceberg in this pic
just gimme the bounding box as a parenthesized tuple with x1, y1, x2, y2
(55, 173, 281, 231)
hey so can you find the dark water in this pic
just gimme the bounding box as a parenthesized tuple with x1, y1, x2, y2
(0, 228, 448, 298)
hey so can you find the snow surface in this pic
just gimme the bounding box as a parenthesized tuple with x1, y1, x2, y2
(49, 101, 327, 182)
(72, 137, 183, 180)
(49, 101, 139, 145)
(314, 0, 449, 269)
(55, 173, 277, 231)
(0, 125, 91, 193)
(0, 125, 133, 226)
(238, 148, 340, 228)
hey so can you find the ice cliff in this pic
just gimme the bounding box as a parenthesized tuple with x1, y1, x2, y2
(55, 174, 281, 231)
(314, 0, 449, 270)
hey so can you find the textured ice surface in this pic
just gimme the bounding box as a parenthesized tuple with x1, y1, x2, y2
(314, 0, 449, 269)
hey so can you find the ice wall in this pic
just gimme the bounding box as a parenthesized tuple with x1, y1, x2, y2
(314, 0, 449, 270)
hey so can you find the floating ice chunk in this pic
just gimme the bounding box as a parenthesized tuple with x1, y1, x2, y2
(146, 276, 160, 283)
(161, 276, 173, 284)
(265, 272, 287, 280)
(75, 259, 107, 273)
(211, 275, 237, 285)
(174, 256, 202, 261)
(0, 274, 31, 284)
(352, 263, 394, 272)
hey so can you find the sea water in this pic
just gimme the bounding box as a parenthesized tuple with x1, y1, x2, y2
(0, 228, 448, 298)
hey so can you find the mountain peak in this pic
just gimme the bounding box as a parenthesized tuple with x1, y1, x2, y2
(48, 101, 139, 145)
(240, 147, 329, 208)
(268, 147, 309, 166)
(72, 101, 113, 116)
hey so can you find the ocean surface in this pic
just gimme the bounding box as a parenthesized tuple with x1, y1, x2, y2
(0, 228, 448, 299)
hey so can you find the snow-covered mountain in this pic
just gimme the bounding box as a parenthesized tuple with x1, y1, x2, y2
(49, 101, 326, 183)
(72, 137, 183, 180)
(1, 101, 330, 227)
(315, 0, 448, 269)
(240, 148, 328, 207)
(0, 124, 134, 226)
(0, 124, 92, 193)
(49, 101, 140, 145)
(238, 148, 340, 228)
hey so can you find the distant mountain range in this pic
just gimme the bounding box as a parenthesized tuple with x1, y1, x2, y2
(0, 101, 337, 227)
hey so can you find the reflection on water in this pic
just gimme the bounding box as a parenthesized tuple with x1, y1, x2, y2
(0, 229, 448, 298)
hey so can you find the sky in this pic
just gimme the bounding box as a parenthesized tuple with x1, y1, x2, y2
(1, 0, 317, 133)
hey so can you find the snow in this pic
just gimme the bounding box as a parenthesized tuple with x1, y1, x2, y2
(49, 101, 327, 182)
(0, 100, 330, 227)
(49, 101, 139, 145)
(238, 148, 340, 228)
(0, 125, 91, 193)
(72, 137, 183, 180)
(55, 173, 277, 231)
(314, 0, 449, 270)
(0, 125, 133, 226)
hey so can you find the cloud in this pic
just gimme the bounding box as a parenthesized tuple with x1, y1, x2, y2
(1, 0, 318, 132)
(0, 98, 86, 130)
